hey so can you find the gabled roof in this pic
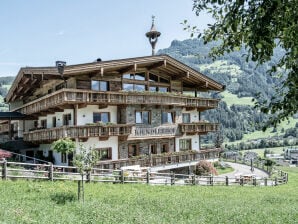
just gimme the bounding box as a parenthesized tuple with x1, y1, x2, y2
(6, 54, 225, 103)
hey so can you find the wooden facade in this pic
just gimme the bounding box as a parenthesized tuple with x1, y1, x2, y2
(3, 55, 225, 166)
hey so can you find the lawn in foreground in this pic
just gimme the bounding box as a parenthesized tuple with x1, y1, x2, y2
(0, 167, 297, 224)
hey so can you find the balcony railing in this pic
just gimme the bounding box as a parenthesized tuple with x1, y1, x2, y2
(95, 148, 222, 169)
(179, 122, 219, 134)
(23, 124, 133, 143)
(15, 89, 219, 115)
(23, 122, 220, 142)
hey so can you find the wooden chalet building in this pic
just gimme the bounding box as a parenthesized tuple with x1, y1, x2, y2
(1, 20, 225, 167)
(2, 54, 224, 166)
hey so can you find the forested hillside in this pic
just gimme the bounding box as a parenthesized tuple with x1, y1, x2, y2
(0, 76, 14, 112)
(159, 39, 297, 146)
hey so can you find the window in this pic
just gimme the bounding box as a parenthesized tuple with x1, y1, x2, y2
(159, 87, 168, 93)
(134, 84, 145, 91)
(34, 120, 38, 128)
(52, 117, 56, 128)
(40, 120, 47, 129)
(93, 112, 110, 123)
(182, 113, 190, 123)
(123, 73, 145, 80)
(128, 144, 139, 157)
(149, 73, 158, 82)
(134, 73, 145, 81)
(150, 145, 157, 154)
(91, 80, 109, 91)
(161, 144, 169, 153)
(149, 86, 158, 92)
(123, 73, 134, 79)
(136, 111, 150, 124)
(61, 153, 67, 163)
(160, 77, 170, 84)
(179, 139, 192, 151)
(63, 114, 71, 126)
(123, 83, 145, 91)
(162, 112, 175, 124)
(97, 147, 112, 160)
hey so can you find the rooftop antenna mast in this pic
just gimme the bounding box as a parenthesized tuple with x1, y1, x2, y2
(145, 16, 161, 56)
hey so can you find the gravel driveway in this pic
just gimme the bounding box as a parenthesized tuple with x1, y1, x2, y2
(219, 162, 269, 178)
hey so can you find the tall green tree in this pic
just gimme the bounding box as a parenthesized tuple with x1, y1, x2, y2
(187, 0, 298, 129)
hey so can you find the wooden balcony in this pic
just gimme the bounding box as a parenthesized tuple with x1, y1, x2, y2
(179, 122, 219, 135)
(95, 148, 222, 169)
(15, 89, 219, 115)
(23, 124, 133, 143)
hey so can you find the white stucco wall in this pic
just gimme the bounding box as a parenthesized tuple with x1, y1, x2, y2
(177, 109, 200, 123)
(77, 105, 117, 125)
(39, 109, 74, 128)
(80, 136, 118, 160)
(39, 144, 69, 166)
(40, 136, 119, 165)
(175, 134, 200, 152)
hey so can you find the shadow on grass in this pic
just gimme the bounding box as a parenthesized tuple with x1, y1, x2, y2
(50, 192, 76, 205)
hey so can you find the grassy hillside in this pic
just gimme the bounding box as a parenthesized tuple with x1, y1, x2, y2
(221, 91, 254, 107)
(0, 167, 297, 223)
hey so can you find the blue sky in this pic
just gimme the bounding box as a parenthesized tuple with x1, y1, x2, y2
(0, 0, 212, 76)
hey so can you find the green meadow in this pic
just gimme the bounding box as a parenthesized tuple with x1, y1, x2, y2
(0, 167, 297, 224)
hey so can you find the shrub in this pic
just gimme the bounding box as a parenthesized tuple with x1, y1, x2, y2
(194, 160, 218, 176)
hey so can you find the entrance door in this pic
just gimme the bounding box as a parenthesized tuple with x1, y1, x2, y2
(128, 144, 139, 158)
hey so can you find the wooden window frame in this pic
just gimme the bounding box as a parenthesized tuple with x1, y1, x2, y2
(179, 139, 192, 151)
(182, 113, 191, 123)
(135, 111, 151, 124)
(40, 119, 47, 129)
(63, 114, 72, 126)
(52, 117, 56, 128)
(93, 112, 110, 123)
(161, 111, 175, 124)
(96, 147, 112, 160)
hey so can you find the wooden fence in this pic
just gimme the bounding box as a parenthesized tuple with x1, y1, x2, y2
(0, 161, 288, 187)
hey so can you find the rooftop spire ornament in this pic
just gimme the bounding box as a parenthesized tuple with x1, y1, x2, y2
(145, 16, 161, 56)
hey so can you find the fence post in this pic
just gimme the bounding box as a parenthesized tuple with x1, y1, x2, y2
(240, 177, 244, 186)
(86, 171, 91, 183)
(286, 173, 288, 183)
(2, 160, 7, 180)
(264, 178, 267, 186)
(274, 177, 278, 186)
(48, 163, 53, 181)
(120, 170, 124, 184)
(170, 172, 175, 185)
(146, 169, 150, 184)
(253, 177, 256, 186)
(192, 174, 196, 186)
(225, 176, 229, 186)
(209, 175, 213, 186)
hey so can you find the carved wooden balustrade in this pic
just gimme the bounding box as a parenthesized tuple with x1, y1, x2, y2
(179, 123, 219, 134)
(23, 124, 133, 143)
(95, 148, 222, 169)
(15, 89, 220, 115)
(23, 122, 220, 142)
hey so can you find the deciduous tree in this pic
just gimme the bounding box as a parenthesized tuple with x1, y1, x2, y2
(186, 0, 297, 129)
